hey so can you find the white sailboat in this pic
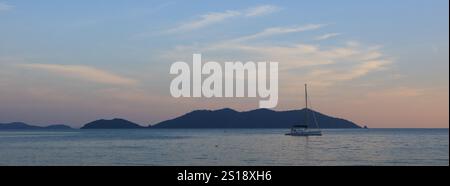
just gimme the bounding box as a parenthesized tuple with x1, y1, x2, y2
(286, 84, 322, 136)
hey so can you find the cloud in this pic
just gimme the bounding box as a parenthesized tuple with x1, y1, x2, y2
(315, 33, 341, 40)
(165, 41, 391, 88)
(245, 5, 280, 17)
(167, 5, 279, 33)
(0, 2, 13, 12)
(345, 60, 391, 79)
(17, 64, 138, 86)
(230, 24, 326, 42)
(168, 10, 241, 33)
(305, 59, 391, 86)
(176, 24, 325, 50)
(162, 22, 392, 89)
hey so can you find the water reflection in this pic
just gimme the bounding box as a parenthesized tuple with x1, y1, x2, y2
(0, 129, 447, 166)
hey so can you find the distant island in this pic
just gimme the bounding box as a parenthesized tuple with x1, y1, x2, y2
(81, 118, 144, 129)
(0, 122, 72, 130)
(151, 108, 361, 129)
(1, 108, 361, 130)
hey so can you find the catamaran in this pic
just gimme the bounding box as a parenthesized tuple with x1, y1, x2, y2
(286, 84, 322, 136)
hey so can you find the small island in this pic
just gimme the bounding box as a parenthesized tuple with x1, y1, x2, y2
(81, 118, 144, 129)
(0, 122, 72, 130)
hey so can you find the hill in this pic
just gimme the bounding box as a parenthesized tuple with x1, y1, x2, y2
(81, 119, 144, 129)
(151, 108, 361, 129)
(0, 122, 72, 130)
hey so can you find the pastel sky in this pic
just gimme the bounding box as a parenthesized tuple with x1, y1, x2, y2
(0, 0, 448, 128)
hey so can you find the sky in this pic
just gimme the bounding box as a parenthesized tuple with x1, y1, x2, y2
(0, 0, 448, 128)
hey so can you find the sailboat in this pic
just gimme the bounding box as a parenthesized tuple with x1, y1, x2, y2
(286, 84, 322, 136)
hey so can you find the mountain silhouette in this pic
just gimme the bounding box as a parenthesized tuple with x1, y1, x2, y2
(81, 118, 144, 129)
(0, 122, 72, 130)
(151, 108, 361, 128)
(44, 124, 73, 130)
(1, 109, 361, 129)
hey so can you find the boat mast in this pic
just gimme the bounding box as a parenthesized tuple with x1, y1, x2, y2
(305, 84, 308, 127)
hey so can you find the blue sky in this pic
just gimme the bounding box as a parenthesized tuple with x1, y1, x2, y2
(0, 0, 448, 128)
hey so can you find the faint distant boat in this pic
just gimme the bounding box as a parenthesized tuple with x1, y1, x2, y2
(286, 84, 322, 136)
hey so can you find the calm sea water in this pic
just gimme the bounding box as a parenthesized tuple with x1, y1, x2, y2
(0, 129, 448, 166)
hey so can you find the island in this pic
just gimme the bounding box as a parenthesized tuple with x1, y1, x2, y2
(81, 118, 144, 129)
(0, 122, 72, 130)
(2, 108, 361, 130)
(150, 108, 361, 129)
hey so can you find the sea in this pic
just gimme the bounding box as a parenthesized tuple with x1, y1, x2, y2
(0, 129, 448, 166)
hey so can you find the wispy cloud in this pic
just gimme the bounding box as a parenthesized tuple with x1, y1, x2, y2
(230, 24, 326, 42)
(315, 33, 341, 41)
(168, 10, 240, 33)
(245, 5, 280, 17)
(0, 2, 13, 12)
(17, 64, 138, 86)
(305, 59, 391, 86)
(164, 27, 391, 88)
(167, 24, 325, 50)
(167, 5, 280, 33)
